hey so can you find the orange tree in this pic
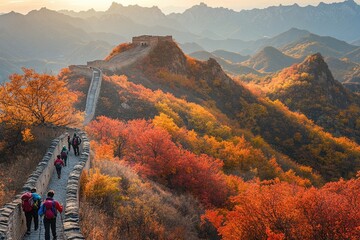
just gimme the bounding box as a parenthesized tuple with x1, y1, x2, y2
(0, 68, 81, 126)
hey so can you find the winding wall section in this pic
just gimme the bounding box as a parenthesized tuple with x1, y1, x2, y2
(0, 66, 100, 239)
(84, 67, 102, 125)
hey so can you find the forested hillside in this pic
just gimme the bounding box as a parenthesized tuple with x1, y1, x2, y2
(61, 38, 360, 239)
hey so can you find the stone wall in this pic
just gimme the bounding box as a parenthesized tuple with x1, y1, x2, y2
(0, 133, 68, 240)
(63, 132, 90, 240)
(69, 65, 93, 78)
(84, 68, 102, 125)
(87, 60, 108, 69)
(132, 35, 173, 46)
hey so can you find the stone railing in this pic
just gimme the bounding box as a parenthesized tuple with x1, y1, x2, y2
(0, 133, 68, 240)
(63, 131, 91, 240)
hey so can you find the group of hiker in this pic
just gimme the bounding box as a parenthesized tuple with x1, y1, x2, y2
(68, 132, 82, 156)
(21, 189, 62, 240)
(54, 133, 82, 179)
(20, 132, 82, 239)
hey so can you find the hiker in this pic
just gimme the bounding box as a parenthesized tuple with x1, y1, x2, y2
(72, 133, 82, 156)
(21, 187, 41, 235)
(67, 135, 71, 151)
(54, 155, 65, 179)
(60, 145, 68, 166)
(38, 190, 63, 240)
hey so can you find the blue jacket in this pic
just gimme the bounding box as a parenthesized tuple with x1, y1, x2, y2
(31, 192, 41, 202)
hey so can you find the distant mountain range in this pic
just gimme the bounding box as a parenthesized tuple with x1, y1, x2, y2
(325, 57, 360, 83)
(169, 0, 360, 42)
(189, 51, 258, 76)
(353, 39, 360, 46)
(190, 28, 360, 56)
(1, 0, 360, 82)
(281, 33, 359, 58)
(0, 9, 114, 81)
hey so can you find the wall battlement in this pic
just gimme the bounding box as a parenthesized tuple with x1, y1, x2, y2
(132, 35, 172, 46)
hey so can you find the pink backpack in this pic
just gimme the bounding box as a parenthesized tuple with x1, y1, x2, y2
(43, 200, 56, 219)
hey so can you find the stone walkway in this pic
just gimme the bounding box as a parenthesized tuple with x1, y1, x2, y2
(23, 148, 81, 240)
(84, 68, 102, 125)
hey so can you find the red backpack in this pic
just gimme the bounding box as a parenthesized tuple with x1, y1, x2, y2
(61, 151, 67, 158)
(73, 137, 79, 146)
(21, 192, 34, 212)
(43, 200, 56, 219)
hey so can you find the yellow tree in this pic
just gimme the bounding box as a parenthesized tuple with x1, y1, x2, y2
(0, 68, 82, 126)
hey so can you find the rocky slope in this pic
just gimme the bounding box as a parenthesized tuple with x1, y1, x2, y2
(268, 53, 360, 141)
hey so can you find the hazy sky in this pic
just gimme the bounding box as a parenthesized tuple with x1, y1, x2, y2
(0, 0, 359, 14)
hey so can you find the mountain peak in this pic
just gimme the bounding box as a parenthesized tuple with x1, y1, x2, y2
(188, 2, 210, 11)
(109, 2, 123, 9)
(262, 46, 281, 54)
(345, 0, 357, 6)
(298, 53, 333, 79)
(275, 53, 341, 92)
(287, 27, 310, 34)
(107, 2, 163, 14)
(244, 46, 298, 72)
(27, 7, 59, 16)
(2, 11, 23, 17)
(305, 52, 324, 63)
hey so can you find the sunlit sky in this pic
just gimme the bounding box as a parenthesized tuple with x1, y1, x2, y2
(0, 0, 359, 14)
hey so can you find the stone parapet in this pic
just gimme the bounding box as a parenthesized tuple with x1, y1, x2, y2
(63, 132, 91, 240)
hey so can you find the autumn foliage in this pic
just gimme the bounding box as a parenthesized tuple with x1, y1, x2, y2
(80, 42, 360, 239)
(84, 114, 360, 239)
(102, 75, 323, 185)
(0, 68, 82, 126)
(86, 117, 229, 207)
(204, 175, 360, 240)
(82, 78, 360, 239)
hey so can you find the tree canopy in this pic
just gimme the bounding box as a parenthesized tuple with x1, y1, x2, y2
(0, 68, 82, 126)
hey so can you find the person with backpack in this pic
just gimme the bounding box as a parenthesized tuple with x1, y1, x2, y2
(72, 133, 82, 156)
(38, 190, 63, 240)
(54, 155, 65, 179)
(60, 145, 68, 166)
(21, 187, 41, 235)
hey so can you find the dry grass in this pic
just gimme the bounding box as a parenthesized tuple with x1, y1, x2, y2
(80, 160, 210, 240)
(0, 150, 42, 205)
(79, 203, 120, 239)
(0, 125, 69, 207)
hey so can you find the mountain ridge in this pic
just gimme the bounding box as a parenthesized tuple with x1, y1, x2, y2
(78, 38, 360, 181)
(168, 0, 360, 41)
(266, 53, 360, 141)
(243, 46, 300, 72)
